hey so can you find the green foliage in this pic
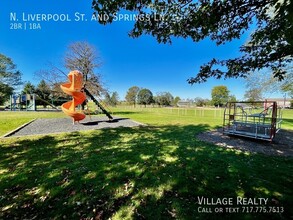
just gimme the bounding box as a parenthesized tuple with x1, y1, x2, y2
(228, 95, 237, 102)
(0, 83, 13, 105)
(244, 69, 293, 100)
(194, 97, 210, 107)
(211, 85, 229, 107)
(137, 88, 153, 107)
(22, 82, 36, 95)
(173, 96, 181, 106)
(125, 86, 140, 106)
(281, 71, 293, 97)
(36, 80, 50, 98)
(0, 53, 22, 86)
(104, 91, 119, 106)
(93, 0, 293, 83)
(155, 92, 174, 106)
(36, 80, 51, 107)
(104, 92, 112, 105)
(110, 91, 119, 106)
(0, 53, 22, 104)
(244, 88, 263, 102)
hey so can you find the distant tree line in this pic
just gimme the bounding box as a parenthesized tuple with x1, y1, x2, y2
(104, 91, 119, 107)
(125, 86, 179, 107)
(124, 85, 238, 108)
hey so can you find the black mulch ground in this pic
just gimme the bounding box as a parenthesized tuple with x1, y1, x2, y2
(5, 116, 144, 137)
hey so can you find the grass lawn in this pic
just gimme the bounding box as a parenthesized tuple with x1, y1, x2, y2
(0, 107, 292, 219)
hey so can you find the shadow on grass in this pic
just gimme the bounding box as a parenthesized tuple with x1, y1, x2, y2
(0, 124, 292, 219)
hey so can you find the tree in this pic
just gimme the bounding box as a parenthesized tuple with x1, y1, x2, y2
(104, 92, 112, 106)
(194, 97, 207, 107)
(244, 68, 293, 99)
(35, 42, 105, 109)
(211, 85, 229, 107)
(34, 64, 68, 99)
(65, 41, 104, 96)
(0, 84, 13, 105)
(280, 71, 293, 97)
(22, 82, 35, 94)
(228, 95, 237, 102)
(155, 92, 174, 106)
(36, 80, 51, 107)
(245, 70, 280, 97)
(0, 54, 22, 104)
(110, 92, 119, 106)
(244, 88, 263, 102)
(137, 88, 153, 107)
(125, 86, 140, 107)
(104, 91, 119, 106)
(173, 96, 181, 107)
(93, 0, 293, 83)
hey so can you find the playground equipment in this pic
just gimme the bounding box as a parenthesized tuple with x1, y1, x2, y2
(60, 70, 86, 122)
(10, 94, 59, 111)
(84, 88, 113, 120)
(60, 70, 113, 123)
(10, 94, 36, 111)
(223, 101, 282, 141)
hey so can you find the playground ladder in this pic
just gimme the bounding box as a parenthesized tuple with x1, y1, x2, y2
(84, 88, 113, 120)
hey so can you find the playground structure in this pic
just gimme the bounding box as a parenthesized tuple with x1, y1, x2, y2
(10, 93, 58, 111)
(60, 70, 113, 123)
(60, 70, 87, 122)
(84, 88, 113, 120)
(10, 94, 36, 111)
(223, 101, 282, 141)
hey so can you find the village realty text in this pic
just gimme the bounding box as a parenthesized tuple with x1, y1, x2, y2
(197, 196, 269, 206)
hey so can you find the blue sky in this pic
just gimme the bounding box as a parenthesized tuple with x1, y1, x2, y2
(0, 0, 262, 100)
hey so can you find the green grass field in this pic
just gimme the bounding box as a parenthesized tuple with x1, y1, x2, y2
(0, 106, 292, 219)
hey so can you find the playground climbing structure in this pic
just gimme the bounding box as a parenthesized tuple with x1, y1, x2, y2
(60, 70, 86, 122)
(223, 101, 282, 141)
(60, 70, 113, 123)
(10, 94, 36, 111)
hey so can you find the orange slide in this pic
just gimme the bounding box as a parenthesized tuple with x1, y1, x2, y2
(60, 70, 86, 123)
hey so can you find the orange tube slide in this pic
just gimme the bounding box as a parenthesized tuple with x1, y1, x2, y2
(60, 70, 86, 122)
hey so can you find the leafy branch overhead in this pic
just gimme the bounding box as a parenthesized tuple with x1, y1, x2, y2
(92, 0, 293, 83)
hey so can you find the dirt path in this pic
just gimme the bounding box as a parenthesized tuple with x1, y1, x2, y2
(197, 129, 293, 157)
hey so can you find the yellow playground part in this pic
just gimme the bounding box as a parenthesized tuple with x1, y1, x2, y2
(60, 70, 86, 123)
